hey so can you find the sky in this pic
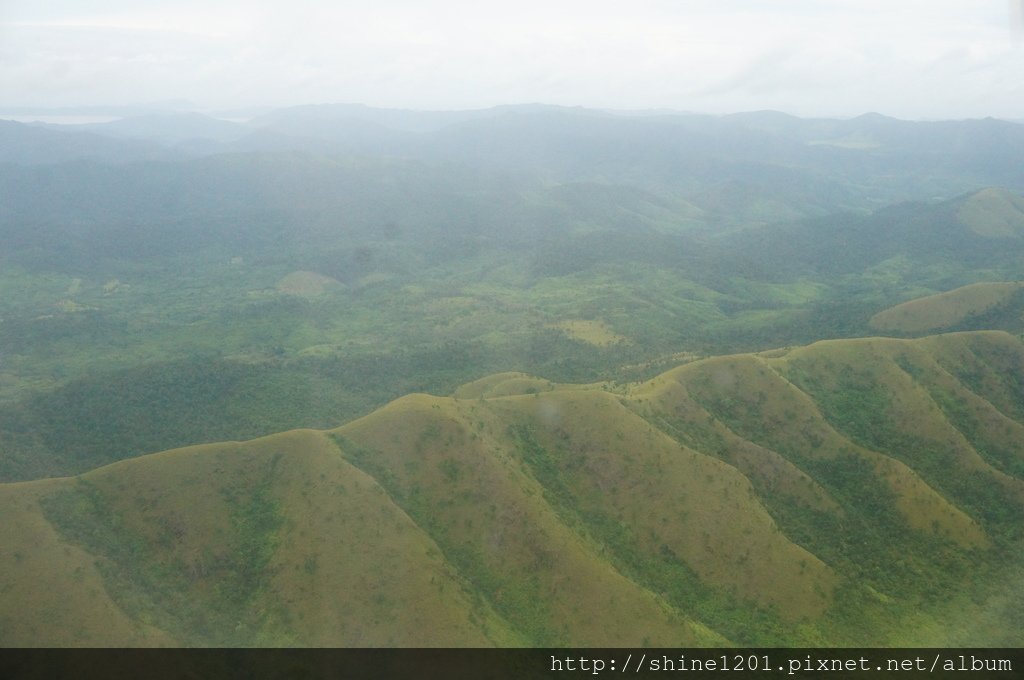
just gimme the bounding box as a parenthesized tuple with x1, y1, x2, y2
(2, 0, 1023, 119)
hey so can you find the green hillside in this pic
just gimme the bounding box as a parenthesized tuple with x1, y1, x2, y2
(3, 331, 1021, 646)
(870, 282, 1024, 334)
(5, 182, 1024, 486)
(958, 188, 1024, 238)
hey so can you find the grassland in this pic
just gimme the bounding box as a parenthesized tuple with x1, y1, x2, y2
(2, 330, 1022, 646)
(957, 188, 1024, 238)
(550, 319, 629, 347)
(870, 282, 1024, 334)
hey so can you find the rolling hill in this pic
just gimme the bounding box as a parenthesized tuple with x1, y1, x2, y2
(870, 282, 1024, 334)
(957, 187, 1024, 238)
(3, 331, 1022, 646)
(0, 120, 179, 165)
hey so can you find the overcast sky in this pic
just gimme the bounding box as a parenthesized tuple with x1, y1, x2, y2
(2, 0, 1023, 119)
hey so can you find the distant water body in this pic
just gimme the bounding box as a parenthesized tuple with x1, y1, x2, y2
(0, 114, 121, 125)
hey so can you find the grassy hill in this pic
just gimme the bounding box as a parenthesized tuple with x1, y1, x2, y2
(3, 331, 1022, 646)
(958, 188, 1024, 238)
(870, 282, 1024, 334)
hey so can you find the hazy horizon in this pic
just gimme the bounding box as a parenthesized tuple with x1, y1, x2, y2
(3, 1, 1024, 121)
(2, 101, 1023, 127)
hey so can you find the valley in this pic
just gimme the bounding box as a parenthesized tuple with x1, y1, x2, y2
(1, 105, 1024, 647)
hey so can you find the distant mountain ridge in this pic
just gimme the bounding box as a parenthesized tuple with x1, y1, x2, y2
(3, 106, 1023, 221)
(0, 119, 179, 165)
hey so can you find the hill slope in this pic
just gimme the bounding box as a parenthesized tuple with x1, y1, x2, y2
(2, 331, 1023, 646)
(958, 188, 1024, 238)
(870, 282, 1024, 334)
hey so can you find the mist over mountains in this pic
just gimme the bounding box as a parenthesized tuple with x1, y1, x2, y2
(6, 105, 1024, 215)
(1, 104, 1024, 648)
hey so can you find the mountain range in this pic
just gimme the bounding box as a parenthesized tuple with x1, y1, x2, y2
(1, 105, 1023, 647)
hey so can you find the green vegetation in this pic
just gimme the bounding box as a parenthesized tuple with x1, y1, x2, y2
(506, 423, 793, 646)
(39, 475, 290, 646)
(2, 331, 1020, 646)
(5, 183, 1024, 483)
(2, 111, 1024, 647)
(870, 282, 1024, 334)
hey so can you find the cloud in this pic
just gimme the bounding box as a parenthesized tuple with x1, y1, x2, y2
(0, 0, 1021, 118)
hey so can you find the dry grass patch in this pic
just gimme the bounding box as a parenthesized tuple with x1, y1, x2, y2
(276, 270, 342, 297)
(551, 319, 628, 347)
